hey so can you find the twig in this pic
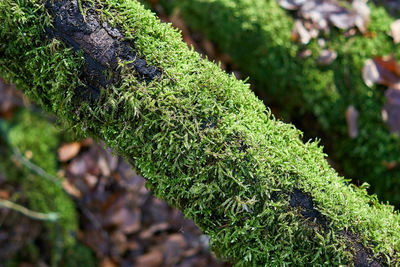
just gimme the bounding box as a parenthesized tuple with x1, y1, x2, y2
(11, 146, 63, 187)
(0, 198, 59, 222)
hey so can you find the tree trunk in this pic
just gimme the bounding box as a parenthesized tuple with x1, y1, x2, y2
(0, 0, 399, 265)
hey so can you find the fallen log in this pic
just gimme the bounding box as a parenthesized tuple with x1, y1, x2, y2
(0, 0, 399, 265)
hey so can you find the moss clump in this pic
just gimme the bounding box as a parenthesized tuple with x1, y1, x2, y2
(163, 0, 400, 205)
(1, 0, 400, 265)
(0, 109, 95, 266)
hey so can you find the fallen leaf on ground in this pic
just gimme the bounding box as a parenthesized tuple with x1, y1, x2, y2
(58, 142, 81, 162)
(62, 180, 82, 198)
(100, 258, 117, 267)
(384, 161, 398, 170)
(298, 49, 312, 58)
(363, 56, 400, 134)
(0, 190, 10, 200)
(362, 56, 400, 89)
(390, 19, 400, 44)
(163, 234, 187, 266)
(278, 0, 305, 10)
(135, 249, 163, 267)
(0, 79, 22, 119)
(317, 49, 337, 65)
(292, 19, 312, 44)
(345, 105, 359, 138)
(63, 143, 229, 266)
(282, 0, 371, 44)
(140, 222, 170, 240)
(80, 138, 93, 147)
(110, 231, 128, 255)
(382, 88, 400, 135)
(105, 207, 141, 234)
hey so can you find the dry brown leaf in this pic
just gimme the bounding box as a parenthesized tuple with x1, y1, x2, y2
(98, 156, 111, 177)
(363, 56, 400, 89)
(390, 19, 400, 44)
(298, 49, 312, 59)
(84, 173, 98, 189)
(100, 258, 117, 267)
(283, 0, 371, 43)
(278, 0, 305, 10)
(374, 56, 400, 77)
(345, 105, 359, 138)
(0, 79, 21, 119)
(105, 207, 141, 234)
(163, 234, 187, 266)
(352, 0, 370, 34)
(140, 222, 170, 240)
(62, 180, 82, 198)
(24, 150, 33, 160)
(135, 249, 163, 267)
(109, 230, 128, 255)
(362, 59, 381, 87)
(292, 19, 312, 44)
(58, 142, 81, 162)
(0, 190, 10, 200)
(382, 88, 400, 135)
(384, 161, 398, 170)
(317, 49, 337, 65)
(80, 138, 93, 147)
(363, 56, 400, 134)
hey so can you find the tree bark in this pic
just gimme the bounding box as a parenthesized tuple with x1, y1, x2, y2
(0, 0, 399, 265)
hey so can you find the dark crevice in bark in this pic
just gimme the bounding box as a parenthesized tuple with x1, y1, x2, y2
(289, 188, 327, 227)
(289, 188, 384, 267)
(45, 0, 161, 100)
(341, 230, 384, 267)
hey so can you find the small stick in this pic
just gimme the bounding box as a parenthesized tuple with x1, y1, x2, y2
(0, 198, 59, 222)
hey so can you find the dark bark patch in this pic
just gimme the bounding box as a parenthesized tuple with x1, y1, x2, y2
(290, 189, 384, 266)
(289, 188, 327, 227)
(341, 231, 383, 267)
(45, 0, 161, 100)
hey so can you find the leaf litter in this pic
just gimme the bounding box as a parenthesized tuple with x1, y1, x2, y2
(279, 0, 371, 44)
(363, 55, 400, 135)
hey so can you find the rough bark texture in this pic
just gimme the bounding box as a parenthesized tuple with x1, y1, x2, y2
(1, 0, 399, 266)
(46, 0, 161, 100)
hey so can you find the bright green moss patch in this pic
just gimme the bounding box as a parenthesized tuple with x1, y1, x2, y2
(1, 0, 400, 265)
(170, 0, 400, 205)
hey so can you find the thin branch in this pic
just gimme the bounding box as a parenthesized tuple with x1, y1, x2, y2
(11, 146, 63, 187)
(0, 198, 59, 222)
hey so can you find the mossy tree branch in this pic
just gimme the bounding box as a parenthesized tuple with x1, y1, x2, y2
(0, 0, 399, 266)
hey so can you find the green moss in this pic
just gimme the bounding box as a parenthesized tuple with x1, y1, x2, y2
(0, 109, 95, 266)
(0, 0, 399, 265)
(159, 0, 400, 206)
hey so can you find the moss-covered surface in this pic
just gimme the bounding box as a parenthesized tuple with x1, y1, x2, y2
(0, 109, 95, 266)
(1, 0, 400, 265)
(161, 0, 400, 205)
